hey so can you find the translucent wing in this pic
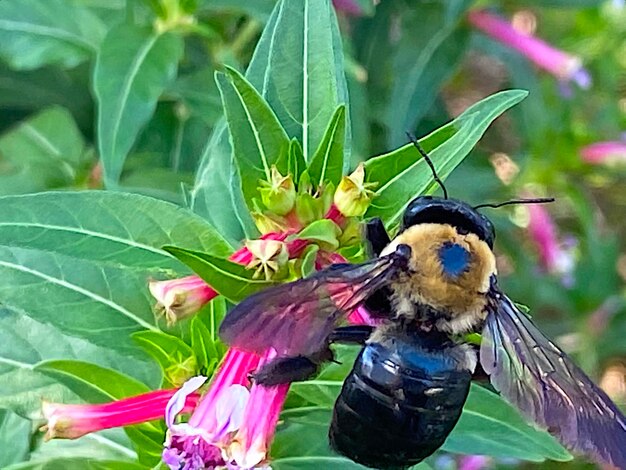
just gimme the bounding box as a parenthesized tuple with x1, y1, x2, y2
(480, 290, 626, 469)
(219, 249, 408, 357)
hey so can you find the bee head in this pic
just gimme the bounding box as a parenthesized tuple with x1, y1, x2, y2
(402, 196, 495, 249)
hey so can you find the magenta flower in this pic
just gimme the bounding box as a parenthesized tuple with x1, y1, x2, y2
(459, 455, 492, 470)
(526, 197, 576, 285)
(227, 351, 289, 468)
(162, 349, 262, 469)
(580, 141, 626, 165)
(468, 9, 591, 90)
(41, 388, 199, 440)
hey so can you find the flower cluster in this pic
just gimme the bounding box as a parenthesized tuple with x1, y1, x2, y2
(41, 165, 379, 469)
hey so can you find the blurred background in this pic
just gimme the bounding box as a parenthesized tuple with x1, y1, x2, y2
(0, 0, 624, 468)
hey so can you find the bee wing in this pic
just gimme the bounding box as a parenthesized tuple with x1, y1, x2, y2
(480, 291, 626, 469)
(219, 253, 404, 357)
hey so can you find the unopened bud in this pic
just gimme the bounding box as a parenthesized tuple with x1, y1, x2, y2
(333, 164, 376, 217)
(295, 193, 323, 226)
(251, 212, 287, 235)
(149, 276, 216, 325)
(259, 167, 296, 215)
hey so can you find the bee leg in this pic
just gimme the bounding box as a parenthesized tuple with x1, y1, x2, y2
(329, 325, 374, 345)
(252, 355, 322, 386)
(365, 217, 391, 257)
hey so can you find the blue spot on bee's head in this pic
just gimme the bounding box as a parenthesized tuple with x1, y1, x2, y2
(438, 242, 470, 277)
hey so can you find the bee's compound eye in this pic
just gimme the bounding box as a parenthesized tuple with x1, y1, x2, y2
(395, 244, 412, 261)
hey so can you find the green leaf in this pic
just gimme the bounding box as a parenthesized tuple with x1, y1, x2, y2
(94, 24, 183, 185)
(191, 0, 349, 240)
(277, 138, 307, 183)
(215, 66, 290, 207)
(164, 246, 277, 303)
(0, 306, 157, 418)
(444, 385, 572, 462)
(308, 105, 346, 187)
(190, 121, 259, 246)
(296, 219, 341, 251)
(5, 458, 148, 470)
(34, 360, 150, 403)
(0, 408, 30, 467)
(0, 106, 91, 195)
(6, 428, 139, 467)
(245, 0, 350, 162)
(364, 89, 529, 225)
(272, 456, 370, 470)
(0, 0, 105, 70)
(132, 331, 195, 383)
(385, 3, 471, 147)
(0, 191, 232, 268)
(168, 66, 223, 126)
(190, 316, 222, 376)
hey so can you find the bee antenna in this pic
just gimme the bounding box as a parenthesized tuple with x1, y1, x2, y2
(406, 132, 448, 199)
(473, 197, 555, 210)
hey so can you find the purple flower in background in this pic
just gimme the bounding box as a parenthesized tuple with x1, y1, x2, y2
(468, 9, 591, 91)
(459, 455, 492, 470)
(580, 140, 626, 165)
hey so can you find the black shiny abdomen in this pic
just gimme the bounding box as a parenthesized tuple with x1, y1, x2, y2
(329, 335, 471, 469)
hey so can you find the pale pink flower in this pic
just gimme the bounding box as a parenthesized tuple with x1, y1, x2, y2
(227, 351, 289, 468)
(580, 141, 626, 165)
(162, 350, 262, 469)
(41, 388, 199, 440)
(468, 9, 591, 90)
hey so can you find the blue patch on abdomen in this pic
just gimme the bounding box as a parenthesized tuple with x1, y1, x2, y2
(438, 242, 470, 277)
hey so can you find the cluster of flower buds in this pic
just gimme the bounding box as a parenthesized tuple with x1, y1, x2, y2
(42, 164, 380, 469)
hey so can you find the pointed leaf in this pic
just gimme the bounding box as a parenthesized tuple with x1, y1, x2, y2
(364, 89, 529, 225)
(0, 0, 105, 70)
(190, 317, 221, 376)
(0, 191, 232, 268)
(386, 2, 471, 147)
(0, 106, 90, 195)
(132, 331, 194, 382)
(308, 105, 346, 187)
(94, 24, 183, 185)
(35, 360, 150, 403)
(164, 246, 277, 303)
(216, 66, 290, 207)
(244, 0, 350, 162)
(191, 0, 349, 239)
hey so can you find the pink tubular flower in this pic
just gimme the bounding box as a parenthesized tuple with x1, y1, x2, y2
(41, 388, 199, 440)
(526, 198, 575, 285)
(580, 141, 626, 165)
(162, 350, 262, 469)
(228, 352, 289, 468)
(468, 9, 591, 90)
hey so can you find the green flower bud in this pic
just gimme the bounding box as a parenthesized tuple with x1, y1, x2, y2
(251, 212, 288, 235)
(334, 164, 376, 217)
(258, 166, 296, 215)
(295, 192, 323, 226)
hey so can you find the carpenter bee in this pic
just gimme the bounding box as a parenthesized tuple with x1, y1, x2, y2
(220, 140, 626, 470)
